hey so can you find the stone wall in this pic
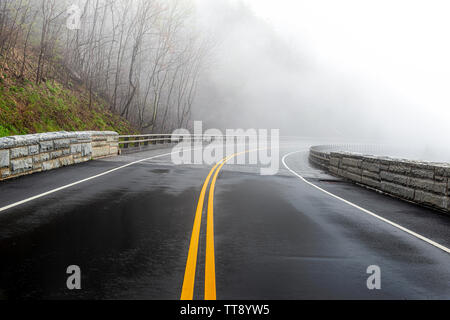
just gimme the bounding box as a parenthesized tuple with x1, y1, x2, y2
(310, 147, 450, 213)
(0, 131, 118, 181)
(309, 147, 331, 170)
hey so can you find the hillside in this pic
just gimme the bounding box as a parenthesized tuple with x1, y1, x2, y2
(0, 0, 209, 138)
(0, 50, 137, 138)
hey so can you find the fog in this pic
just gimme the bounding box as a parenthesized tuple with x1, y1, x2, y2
(192, 0, 450, 162)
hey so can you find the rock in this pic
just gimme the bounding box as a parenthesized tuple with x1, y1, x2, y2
(11, 157, 33, 173)
(54, 139, 70, 149)
(39, 140, 54, 152)
(0, 150, 9, 168)
(10, 147, 29, 159)
(29, 145, 40, 155)
(414, 190, 447, 209)
(381, 182, 415, 200)
(380, 171, 408, 186)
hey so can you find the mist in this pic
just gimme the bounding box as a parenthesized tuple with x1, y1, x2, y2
(192, 0, 450, 162)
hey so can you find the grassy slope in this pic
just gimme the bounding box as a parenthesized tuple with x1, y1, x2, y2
(0, 51, 137, 138)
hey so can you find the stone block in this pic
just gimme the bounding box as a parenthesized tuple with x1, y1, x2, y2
(347, 166, 362, 175)
(414, 190, 447, 209)
(28, 145, 39, 155)
(33, 153, 50, 163)
(92, 141, 108, 147)
(11, 157, 33, 173)
(380, 171, 408, 186)
(0, 168, 10, 179)
(40, 140, 54, 152)
(362, 176, 381, 189)
(71, 144, 82, 154)
(10, 147, 29, 159)
(388, 164, 411, 174)
(330, 157, 340, 167)
(74, 156, 90, 164)
(411, 168, 434, 180)
(81, 144, 92, 157)
(92, 146, 110, 158)
(0, 149, 9, 168)
(54, 139, 70, 149)
(342, 157, 362, 168)
(110, 147, 119, 155)
(33, 162, 42, 171)
(50, 150, 63, 159)
(330, 166, 339, 175)
(59, 156, 74, 167)
(92, 136, 107, 142)
(330, 152, 344, 160)
(408, 177, 447, 195)
(341, 170, 362, 183)
(361, 161, 380, 173)
(381, 182, 415, 200)
(435, 165, 450, 177)
(362, 170, 380, 180)
(42, 159, 60, 171)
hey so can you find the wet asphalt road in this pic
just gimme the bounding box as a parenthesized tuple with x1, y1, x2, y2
(0, 141, 449, 300)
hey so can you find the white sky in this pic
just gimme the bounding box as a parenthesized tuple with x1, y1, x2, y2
(235, 0, 450, 113)
(193, 0, 450, 152)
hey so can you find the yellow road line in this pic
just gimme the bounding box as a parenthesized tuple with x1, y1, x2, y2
(204, 159, 227, 300)
(182, 150, 254, 300)
(180, 156, 233, 300)
(205, 152, 249, 300)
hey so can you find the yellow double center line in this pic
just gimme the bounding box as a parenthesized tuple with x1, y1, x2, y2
(180, 152, 242, 300)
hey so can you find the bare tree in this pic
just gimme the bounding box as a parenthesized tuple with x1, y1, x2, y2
(2, 0, 212, 132)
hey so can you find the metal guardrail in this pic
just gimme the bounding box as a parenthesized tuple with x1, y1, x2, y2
(119, 135, 394, 156)
(117, 134, 260, 149)
(118, 134, 179, 148)
(310, 144, 389, 156)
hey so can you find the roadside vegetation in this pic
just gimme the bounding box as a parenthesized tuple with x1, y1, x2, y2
(0, 73, 136, 137)
(0, 0, 210, 138)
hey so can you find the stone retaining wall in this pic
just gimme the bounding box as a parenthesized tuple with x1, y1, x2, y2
(310, 147, 450, 213)
(309, 148, 331, 170)
(0, 131, 118, 181)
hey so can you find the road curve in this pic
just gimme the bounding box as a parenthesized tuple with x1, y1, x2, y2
(0, 140, 449, 300)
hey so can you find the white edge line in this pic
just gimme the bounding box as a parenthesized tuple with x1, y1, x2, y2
(0, 143, 272, 214)
(0, 149, 198, 213)
(282, 150, 450, 254)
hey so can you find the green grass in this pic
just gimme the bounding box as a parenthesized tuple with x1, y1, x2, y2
(0, 125, 10, 137)
(0, 79, 136, 138)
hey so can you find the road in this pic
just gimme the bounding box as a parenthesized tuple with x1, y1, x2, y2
(0, 139, 449, 300)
